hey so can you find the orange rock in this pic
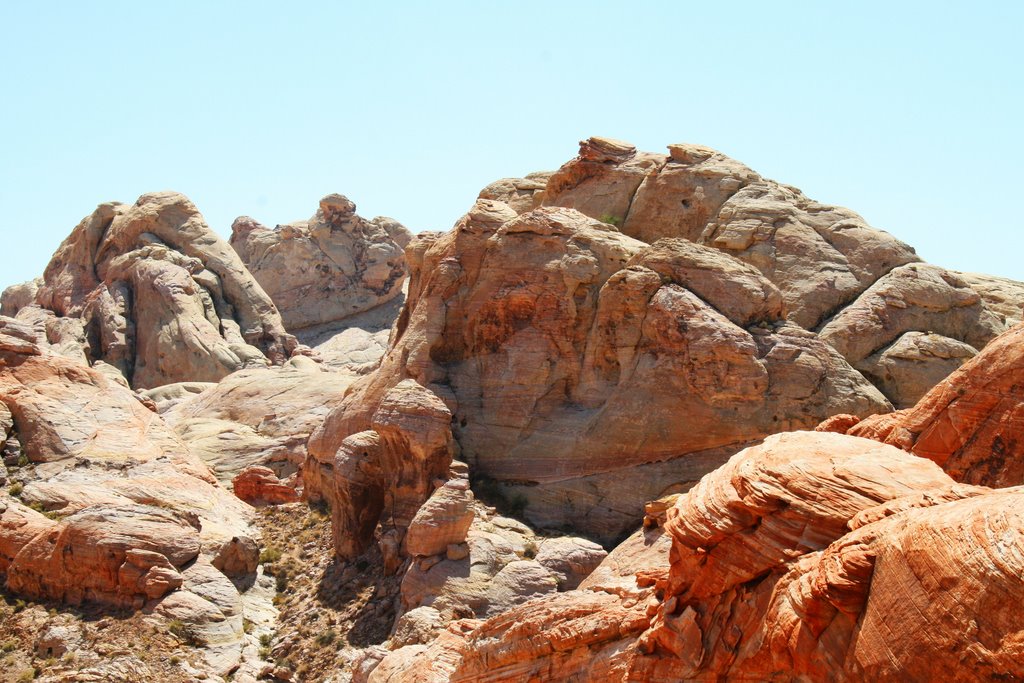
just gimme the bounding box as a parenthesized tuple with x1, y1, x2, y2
(309, 203, 890, 543)
(843, 321, 1024, 487)
(231, 465, 300, 505)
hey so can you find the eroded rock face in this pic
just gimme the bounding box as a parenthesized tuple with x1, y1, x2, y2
(817, 263, 1001, 375)
(163, 355, 355, 483)
(5, 503, 199, 608)
(307, 379, 455, 562)
(231, 194, 409, 331)
(0, 340, 258, 608)
(373, 432, 1024, 683)
(311, 202, 890, 541)
(30, 191, 295, 388)
(0, 278, 41, 317)
(490, 138, 1024, 408)
(539, 138, 921, 330)
(840, 321, 1024, 487)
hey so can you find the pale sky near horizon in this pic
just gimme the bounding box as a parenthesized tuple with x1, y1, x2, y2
(1, 2, 1021, 292)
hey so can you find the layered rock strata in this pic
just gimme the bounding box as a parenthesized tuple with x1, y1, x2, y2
(828, 320, 1024, 487)
(368, 431, 1024, 682)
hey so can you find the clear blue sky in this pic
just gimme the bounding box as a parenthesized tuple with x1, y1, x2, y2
(2, 2, 1021, 291)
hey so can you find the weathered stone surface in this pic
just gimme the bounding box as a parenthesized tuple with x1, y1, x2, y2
(0, 277, 41, 317)
(164, 357, 354, 482)
(379, 432, 1023, 683)
(629, 432, 1022, 681)
(818, 263, 1002, 367)
(0, 346, 259, 590)
(534, 536, 607, 591)
(231, 194, 408, 331)
(958, 271, 1024, 326)
(31, 191, 295, 388)
(307, 379, 455, 562)
(405, 480, 474, 558)
(231, 465, 300, 505)
(477, 172, 552, 214)
(311, 202, 890, 541)
(538, 138, 921, 330)
(6, 503, 199, 608)
(845, 321, 1024, 487)
(853, 331, 978, 408)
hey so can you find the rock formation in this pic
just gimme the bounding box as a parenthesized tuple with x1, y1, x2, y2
(829, 320, 1024, 487)
(311, 200, 891, 541)
(230, 194, 410, 331)
(3, 140, 1023, 683)
(18, 191, 295, 389)
(0, 316, 266, 675)
(161, 355, 355, 483)
(368, 432, 1024, 682)
(483, 137, 1024, 408)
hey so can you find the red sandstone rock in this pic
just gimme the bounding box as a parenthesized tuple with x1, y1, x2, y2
(371, 431, 1024, 682)
(232, 465, 301, 505)
(309, 202, 890, 543)
(842, 320, 1024, 487)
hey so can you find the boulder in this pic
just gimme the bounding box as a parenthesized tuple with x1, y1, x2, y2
(231, 465, 300, 505)
(230, 194, 408, 331)
(844, 321, 1024, 487)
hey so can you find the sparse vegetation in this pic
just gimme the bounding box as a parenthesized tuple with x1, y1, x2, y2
(315, 628, 337, 647)
(259, 546, 282, 564)
(599, 213, 623, 227)
(8, 482, 23, 496)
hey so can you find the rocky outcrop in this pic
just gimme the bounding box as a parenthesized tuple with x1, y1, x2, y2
(230, 194, 409, 331)
(4, 502, 199, 608)
(488, 138, 1024, 409)
(311, 201, 890, 541)
(0, 278, 41, 317)
(370, 432, 1024, 683)
(231, 465, 300, 505)
(538, 138, 921, 330)
(631, 431, 1022, 681)
(307, 379, 455, 562)
(477, 172, 552, 214)
(163, 355, 355, 483)
(839, 321, 1024, 487)
(0, 338, 258, 603)
(0, 324, 267, 675)
(26, 191, 294, 388)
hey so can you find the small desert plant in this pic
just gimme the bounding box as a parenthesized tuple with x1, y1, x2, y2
(259, 633, 273, 648)
(315, 628, 337, 646)
(8, 482, 23, 496)
(522, 540, 539, 559)
(169, 656, 181, 666)
(17, 668, 37, 683)
(599, 213, 622, 227)
(16, 454, 29, 468)
(259, 547, 282, 564)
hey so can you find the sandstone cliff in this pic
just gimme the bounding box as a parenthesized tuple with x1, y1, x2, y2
(309, 200, 891, 542)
